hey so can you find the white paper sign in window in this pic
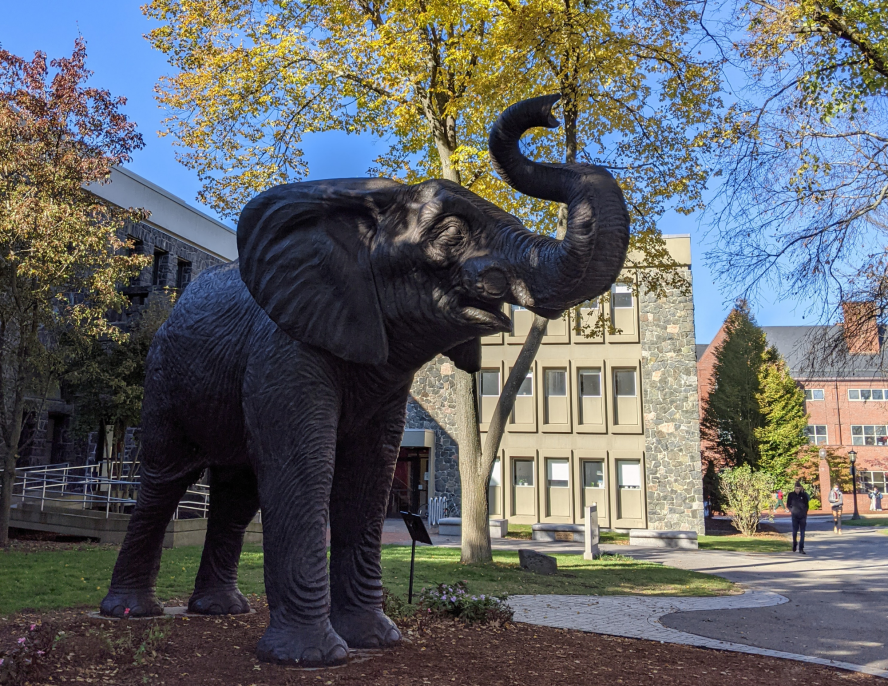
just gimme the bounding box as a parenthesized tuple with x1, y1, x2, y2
(618, 460, 642, 489)
(547, 459, 570, 488)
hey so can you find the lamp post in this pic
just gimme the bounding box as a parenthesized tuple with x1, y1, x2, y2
(848, 449, 859, 520)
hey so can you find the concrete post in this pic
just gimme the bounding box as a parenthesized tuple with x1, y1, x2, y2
(584, 504, 600, 560)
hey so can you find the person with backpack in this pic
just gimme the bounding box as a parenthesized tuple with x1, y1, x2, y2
(828, 485, 844, 534)
(787, 481, 810, 554)
(775, 488, 788, 513)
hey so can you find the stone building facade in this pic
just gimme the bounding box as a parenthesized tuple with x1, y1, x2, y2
(403, 235, 704, 533)
(17, 167, 236, 468)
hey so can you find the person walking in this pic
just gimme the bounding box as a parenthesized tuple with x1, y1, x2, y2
(787, 481, 810, 554)
(775, 488, 788, 513)
(870, 488, 878, 511)
(828, 485, 844, 534)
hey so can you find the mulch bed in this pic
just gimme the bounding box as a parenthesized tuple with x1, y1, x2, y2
(0, 599, 876, 685)
(704, 518, 781, 535)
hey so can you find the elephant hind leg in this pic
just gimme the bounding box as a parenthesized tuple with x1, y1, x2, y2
(188, 466, 260, 615)
(101, 466, 201, 618)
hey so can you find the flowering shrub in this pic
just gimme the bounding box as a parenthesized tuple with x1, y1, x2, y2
(0, 622, 56, 685)
(418, 582, 513, 624)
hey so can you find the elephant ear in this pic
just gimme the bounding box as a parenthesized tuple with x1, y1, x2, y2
(237, 180, 397, 366)
(444, 337, 482, 374)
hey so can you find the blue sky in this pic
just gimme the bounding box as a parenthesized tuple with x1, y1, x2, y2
(1, 1, 813, 343)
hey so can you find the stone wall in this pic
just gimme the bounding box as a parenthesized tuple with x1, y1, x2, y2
(640, 268, 705, 534)
(405, 356, 461, 503)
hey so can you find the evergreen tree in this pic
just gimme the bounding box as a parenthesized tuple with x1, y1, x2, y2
(755, 350, 809, 487)
(701, 302, 768, 469)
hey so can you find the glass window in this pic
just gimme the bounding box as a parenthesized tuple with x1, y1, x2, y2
(517, 371, 533, 396)
(513, 460, 534, 487)
(874, 390, 884, 400)
(805, 425, 828, 445)
(849, 389, 860, 400)
(617, 460, 642, 489)
(579, 369, 602, 397)
(861, 389, 872, 401)
(850, 425, 888, 446)
(862, 471, 887, 492)
(547, 459, 569, 488)
(151, 249, 167, 286)
(176, 259, 192, 291)
(804, 389, 824, 400)
(480, 370, 500, 396)
(583, 299, 599, 310)
(612, 284, 633, 308)
(614, 369, 637, 397)
(490, 459, 501, 487)
(545, 370, 566, 397)
(582, 461, 604, 489)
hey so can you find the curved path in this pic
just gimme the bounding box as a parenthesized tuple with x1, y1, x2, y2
(509, 590, 888, 679)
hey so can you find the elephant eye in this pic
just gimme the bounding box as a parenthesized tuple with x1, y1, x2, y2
(434, 217, 467, 249)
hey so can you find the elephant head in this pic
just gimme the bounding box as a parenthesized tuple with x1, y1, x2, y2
(236, 94, 630, 373)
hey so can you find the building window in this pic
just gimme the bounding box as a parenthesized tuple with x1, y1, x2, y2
(176, 259, 192, 291)
(614, 368, 637, 397)
(151, 249, 168, 286)
(545, 370, 566, 397)
(582, 461, 605, 489)
(612, 284, 633, 308)
(805, 425, 828, 445)
(513, 459, 534, 487)
(804, 389, 824, 401)
(861, 471, 887, 492)
(848, 389, 887, 401)
(517, 371, 533, 396)
(547, 458, 569, 488)
(851, 425, 888, 446)
(578, 369, 602, 397)
(479, 370, 500, 397)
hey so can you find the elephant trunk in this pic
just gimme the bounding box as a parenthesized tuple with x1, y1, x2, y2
(488, 94, 630, 311)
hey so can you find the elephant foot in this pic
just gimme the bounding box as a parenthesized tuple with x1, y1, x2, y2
(331, 608, 402, 649)
(188, 588, 252, 615)
(256, 621, 349, 666)
(100, 590, 164, 618)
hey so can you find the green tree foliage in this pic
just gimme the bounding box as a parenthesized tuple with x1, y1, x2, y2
(719, 464, 775, 536)
(754, 351, 809, 486)
(701, 303, 768, 469)
(0, 41, 147, 546)
(62, 293, 176, 462)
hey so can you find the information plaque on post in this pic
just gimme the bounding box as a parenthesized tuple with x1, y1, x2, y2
(400, 511, 433, 603)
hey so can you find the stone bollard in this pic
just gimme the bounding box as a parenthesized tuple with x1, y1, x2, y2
(584, 504, 600, 560)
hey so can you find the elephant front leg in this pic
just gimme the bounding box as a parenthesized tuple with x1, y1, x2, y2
(253, 441, 348, 666)
(328, 408, 406, 649)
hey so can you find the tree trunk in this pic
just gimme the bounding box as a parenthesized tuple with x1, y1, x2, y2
(0, 396, 26, 548)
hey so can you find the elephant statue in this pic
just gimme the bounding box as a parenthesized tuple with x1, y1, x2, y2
(100, 94, 630, 666)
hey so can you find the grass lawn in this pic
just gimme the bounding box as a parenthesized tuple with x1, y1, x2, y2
(0, 543, 733, 616)
(697, 534, 791, 553)
(845, 517, 888, 527)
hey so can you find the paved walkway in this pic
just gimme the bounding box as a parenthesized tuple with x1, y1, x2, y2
(509, 591, 888, 679)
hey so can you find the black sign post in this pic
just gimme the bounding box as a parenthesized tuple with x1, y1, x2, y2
(400, 511, 433, 604)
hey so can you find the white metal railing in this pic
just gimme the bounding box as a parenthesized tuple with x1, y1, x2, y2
(12, 462, 210, 520)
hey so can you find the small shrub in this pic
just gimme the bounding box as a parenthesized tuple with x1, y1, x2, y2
(418, 581, 513, 625)
(382, 587, 411, 619)
(0, 622, 56, 685)
(720, 464, 774, 536)
(809, 498, 822, 511)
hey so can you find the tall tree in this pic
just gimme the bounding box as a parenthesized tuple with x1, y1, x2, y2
(754, 349, 809, 486)
(701, 302, 768, 469)
(705, 0, 888, 334)
(0, 40, 148, 546)
(144, 0, 723, 562)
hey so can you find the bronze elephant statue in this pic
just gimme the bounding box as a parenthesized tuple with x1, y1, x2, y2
(100, 95, 629, 666)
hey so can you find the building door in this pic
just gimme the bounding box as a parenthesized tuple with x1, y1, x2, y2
(579, 459, 609, 528)
(388, 447, 429, 516)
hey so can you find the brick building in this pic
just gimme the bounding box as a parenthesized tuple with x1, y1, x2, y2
(17, 167, 236, 467)
(697, 310, 888, 510)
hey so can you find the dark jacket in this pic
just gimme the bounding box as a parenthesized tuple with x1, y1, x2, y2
(787, 490, 809, 517)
